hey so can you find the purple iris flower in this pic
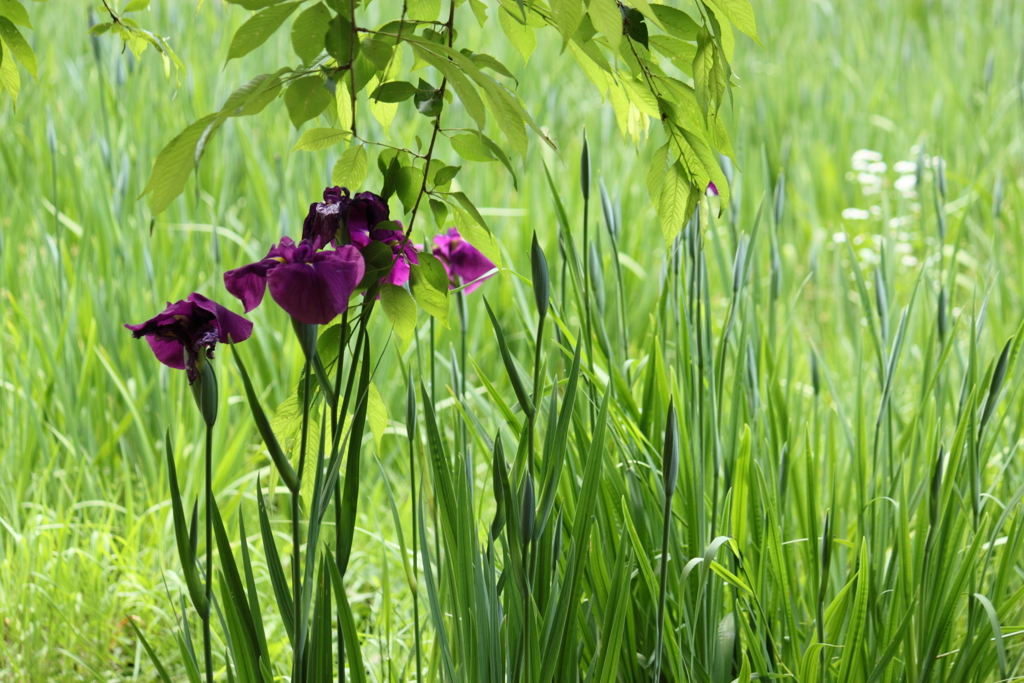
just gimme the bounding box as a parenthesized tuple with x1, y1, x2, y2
(301, 186, 347, 248)
(432, 227, 496, 293)
(351, 222, 419, 287)
(223, 237, 365, 325)
(345, 190, 391, 241)
(125, 293, 253, 384)
(302, 186, 394, 251)
(707, 181, 719, 196)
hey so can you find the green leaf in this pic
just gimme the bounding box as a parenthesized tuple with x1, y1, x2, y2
(708, 0, 760, 42)
(232, 346, 299, 492)
(396, 165, 424, 212)
(379, 283, 417, 345)
(0, 33, 17, 102)
(336, 340, 371, 575)
(0, 0, 33, 28)
(127, 620, 173, 683)
(650, 4, 700, 40)
(622, 7, 648, 49)
(454, 213, 502, 268)
(498, 6, 536, 63)
(0, 17, 34, 78)
(477, 132, 519, 189)
(433, 165, 461, 186)
(449, 191, 490, 233)
(163, 433, 208, 618)
(467, 51, 518, 83)
(409, 252, 450, 328)
(361, 37, 393, 70)
(407, 0, 441, 21)
(123, 0, 151, 12)
(331, 145, 368, 188)
(450, 133, 493, 162)
(551, 0, 582, 45)
(837, 543, 869, 683)
(226, 0, 285, 8)
(483, 298, 534, 417)
(256, 482, 295, 643)
(227, 1, 301, 62)
(139, 113, 217, 214)
(974, 593, 1008, 680)
(326, 555, 368, 683)
(367, 382, 388, 449)
(285, 75, 332, 128)
(411, 45, 486, 128)
(589, 0, 621, 50)
(658, 159, 691, 245)
(693, 28, 715, 115)
(324, 13, 353, 64)
(430, 197, 449, 227)
(291, 126, 348, 152)
(221, 70, 289, 119)
(371, 80, 420, 103)
(290, 1, 330, 64)
(413, 81, 443, 117)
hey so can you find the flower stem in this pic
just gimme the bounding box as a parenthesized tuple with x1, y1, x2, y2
(204, 423, 214, 683)
(294, 357, 312, 683)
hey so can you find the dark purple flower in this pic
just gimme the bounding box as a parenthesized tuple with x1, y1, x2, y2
(432, 227, 496, 293)
(345, 190, 391, 241)
(224, 237, 365, 325)
(351, 221, 419, 287)
(302, 186, 348, 248)
(707, 181, 719, 196)
(125, 293, 253, 384)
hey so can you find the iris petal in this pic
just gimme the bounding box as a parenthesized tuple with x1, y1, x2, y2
(266, 245, 365, 325)
(146, 336, 186, 369)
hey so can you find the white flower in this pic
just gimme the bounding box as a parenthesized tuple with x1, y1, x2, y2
(901, 255, 919, 267)
(894, 160, 917, 174)
(868, 161, 888, 174)
(858, 248, 880, 264)
(832, 232, 848, 243)
(895, 174, 917, 198)
(852, 149, 883, 171)
(842, 208, 871, 220)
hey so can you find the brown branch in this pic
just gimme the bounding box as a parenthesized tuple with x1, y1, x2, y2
(348, 0, 358, 138)
(404, 0, 457, 240)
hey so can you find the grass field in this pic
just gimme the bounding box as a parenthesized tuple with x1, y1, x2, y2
(3, 0, 1024, 680)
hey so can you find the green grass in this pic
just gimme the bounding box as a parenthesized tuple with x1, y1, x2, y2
(2, 0, 1024, 680)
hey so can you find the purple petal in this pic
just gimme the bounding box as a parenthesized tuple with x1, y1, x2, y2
(146, 336, 186, 370)
(386, 256, 411, 287)
(267, 246, 365, 325)
(223, 238, 295, 312)
(224, 261, 273, 312)
(433, 227, 495, 292)
(188, 292, 254, 344)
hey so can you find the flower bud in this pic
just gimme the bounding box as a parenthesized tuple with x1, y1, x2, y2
(190, 356, 218, 427)
(662, 399, 679, 499)
(531, 232, 550, 321)
(291, 317, 319, 362)
(520, 471, 535, 547)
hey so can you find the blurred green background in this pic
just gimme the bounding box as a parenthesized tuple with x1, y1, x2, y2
(2, 0, 1022, 678)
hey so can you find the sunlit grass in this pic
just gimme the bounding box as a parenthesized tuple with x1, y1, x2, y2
(2, 0, 1024, 680)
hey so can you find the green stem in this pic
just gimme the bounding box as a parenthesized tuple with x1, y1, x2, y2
(410, 430, 423, 683)
(204, 424, 214, 683)
(294, 358, 312, 683)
